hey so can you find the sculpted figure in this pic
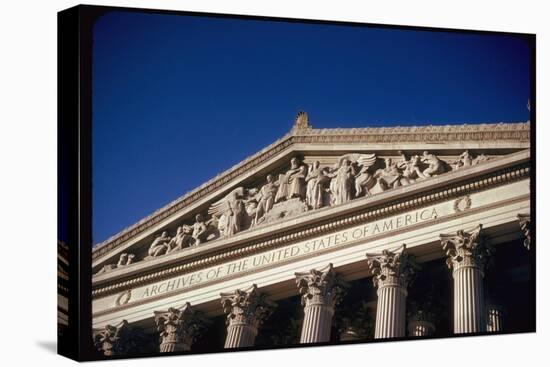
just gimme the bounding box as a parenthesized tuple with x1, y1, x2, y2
(168, 225, 194, 252)
(208, 187, 255, 237)
(331, 158, 356, 205)
(116, 253, 135, 267)
(305, 161, 332, 209)
(148, 231, 172, 257)
(305, 161, 322, 207)
(275, 157, 308, 203)
(351, 153, 378, 197)
(397, 151, 422, 182)
(376, 158, 404, 190)
(96, 252, 135, 274)
(192, 214, 209, 245)
(452, 150, 473, 170)
(472, 153, 489, 165)
(255, 174, 278, 224)
(420, 151, 444, 178)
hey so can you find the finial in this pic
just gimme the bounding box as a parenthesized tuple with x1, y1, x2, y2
(292, 110, 312, 131)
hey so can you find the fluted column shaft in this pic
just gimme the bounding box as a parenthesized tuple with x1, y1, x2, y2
(367, 244, 418, 339)
(300, 299, 335, 343)
(452, 265, 485, 333)
(296, 263, 347, 344)
(375, 284, 407, 338)
(441, 224, 492, 334)
(224, 321, 258, 348)
(486, 305, 505, 332)
(220, 284, 275, 349)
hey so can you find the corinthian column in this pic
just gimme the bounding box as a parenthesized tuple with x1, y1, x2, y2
(154, 303, 209, 353)
(441, 224, 493, 334)
(295, 263, 348, 344)
(367, 244, 418, 339)
(220, 284, 275, 349)
(517, 213, 531, 250)
(92, 320, 131, 356)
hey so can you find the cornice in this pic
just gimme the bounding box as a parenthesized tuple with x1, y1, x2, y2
(92, 121, 530, 260)
(92, 157, 530, 298)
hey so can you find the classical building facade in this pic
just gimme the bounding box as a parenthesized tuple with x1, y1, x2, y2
(91, 112, 533, 356)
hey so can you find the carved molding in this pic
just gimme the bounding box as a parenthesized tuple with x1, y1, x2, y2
(517, 213, 531, 250)
(295, 263, 348, 309)
(440, 224, 493, 272)
(154, 302, 209, 353)
(92, 164, 530, 298)
(220, 284, 276, 329)
(366, 244, 419, 289)
(93, 122, 529, 260)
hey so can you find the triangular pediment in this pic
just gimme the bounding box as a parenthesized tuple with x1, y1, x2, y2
(92, 117, 530, 275)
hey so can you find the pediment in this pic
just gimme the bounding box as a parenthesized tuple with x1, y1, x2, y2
(92, 116, 530, 275)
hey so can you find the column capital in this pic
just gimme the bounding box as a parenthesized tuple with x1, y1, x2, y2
(154, 302, 209, 352)
(93, 320, 132, 356)
(366, 244, 419, 289)
(220, 284, 275, 329)
(517, 213, 531, 250)
(295, 263, 348, 309)
(440, 224, 493, 272)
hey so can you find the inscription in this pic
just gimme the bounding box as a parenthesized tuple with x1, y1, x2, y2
(136, 207, 438, 301)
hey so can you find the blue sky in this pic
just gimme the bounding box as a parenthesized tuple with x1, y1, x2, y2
(92, 10, 531, 245)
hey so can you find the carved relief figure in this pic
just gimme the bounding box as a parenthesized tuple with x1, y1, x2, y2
(168, 225, 194, 251)
(191, 214, 209, 245)
(255, 174, 278, 224)
(306, 164, 332, 209)
(208, 187, 256, 237)
(452, 150, 473, 170)
(96, 252, 135, 274)
(397, 151, 422, 182)
(376, 158, 405, 189)
(148, 231, 172, 257)
(275, 157, 308, 202)
(331, 158, 356, 205)
(351, 153, 378, 197)
(420, 151, 444, 178)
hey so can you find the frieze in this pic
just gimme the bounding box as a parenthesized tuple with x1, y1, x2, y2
(92, 163, 530, 299)
(92, 121, 529, 261)
(95, 149, 504, 271)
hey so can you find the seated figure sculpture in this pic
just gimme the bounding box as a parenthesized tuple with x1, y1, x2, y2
(148, 231, 172, 257)
(420, 151, 444, 178)
(275, 157, 308, 203)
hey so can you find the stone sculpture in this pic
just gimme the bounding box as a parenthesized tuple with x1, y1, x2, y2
(254, 174, 278, 224)
(208, 187, 257, 236)
(275, 157, 308, 203)
(148, 231, 172, 257)
(330, 158, 356, 205)
(420, 151, 444, 178)
(305, 161, 332, 209)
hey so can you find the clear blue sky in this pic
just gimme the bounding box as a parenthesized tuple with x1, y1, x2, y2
(92, 10, 531, 245)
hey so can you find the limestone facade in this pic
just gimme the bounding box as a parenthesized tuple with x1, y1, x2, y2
(90, 114, 532, 355)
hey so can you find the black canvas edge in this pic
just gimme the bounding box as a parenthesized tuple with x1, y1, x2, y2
(56, 4, 537, 362)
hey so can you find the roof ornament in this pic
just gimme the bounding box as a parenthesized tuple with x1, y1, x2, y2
(292, 110, 312, 132)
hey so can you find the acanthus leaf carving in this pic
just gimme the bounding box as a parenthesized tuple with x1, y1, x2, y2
(154, 302, 209, 353)
(440, 224, 493, 272)
(295, 263, 348, 308)
(220, 284, 276, 329)
(366, 244, 419, 289)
